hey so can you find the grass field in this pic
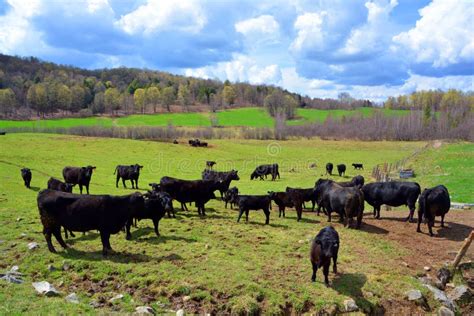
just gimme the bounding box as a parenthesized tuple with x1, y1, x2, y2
(0, 107, 411, 129)
(0, 134, 472, 314)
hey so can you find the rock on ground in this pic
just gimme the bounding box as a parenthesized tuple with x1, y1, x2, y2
(109, 294, 124, 302)
(423, 284, 456, 311)
(437, 306, 455, 316)
(65, 293, 79, 304)
(135, 306, 155, 315)
(27, 242, 39, 250)
(448, 285, 472, 306)
(176, 309, 185, 316)
(32, 281, 60, 296)
(343, 299, 358, 312)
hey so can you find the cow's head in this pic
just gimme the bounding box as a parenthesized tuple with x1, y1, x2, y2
(268, 191, 276, 199)
(21, 168, 30, 174)
(149, 183, 160, 192)
(228, 170, 240, 181)
(250, 171, 258, 180)
(132, 164, 144, 174)
(82, 166, 96, 178)
(315, 238, 338, 259)
(157, 192, 173, 213)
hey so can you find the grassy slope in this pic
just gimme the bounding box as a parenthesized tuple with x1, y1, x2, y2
(0, 134, 468, 314)
(0, 107, 411, 129)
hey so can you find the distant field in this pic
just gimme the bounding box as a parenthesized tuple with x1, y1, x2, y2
(0, 134, 472, 314)
(0, 107, 411, 129)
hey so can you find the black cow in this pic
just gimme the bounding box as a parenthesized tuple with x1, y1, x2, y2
(234, 195, 272, 224)
(352, 163, 363, 170)
(337, 164, 346, 177)
(268, 191, 293, 218)
(310, 226, 339, 286)
(21, 168, 32, 188)
(250, 164, 280, 181)
(417, 185, 451, 236)
(125, 191, 174, 240)
(325, 163, 333, 176)
(224, 187, 239, 209)
(159, 176, 218, 215)
(148, 183, 178, 217)
(63, 166, 96, 194)
(314, 179, 364, 228)
(189, 139, 208, 147)
(114, 164, 143, 189)
(202, 169, 240, 198)
(285, 187, 317, 221)
(361, 181, 421, 222)
(336, 175, 365, 188)
(37, 189, 144, 255)
(206, 161, 216, 169)
(47, 177, 74, 193)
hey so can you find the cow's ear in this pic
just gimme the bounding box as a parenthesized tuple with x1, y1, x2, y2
(81, 167, 86, 170)
(92, 166, 96, 169)
(140, 165, 144, 168)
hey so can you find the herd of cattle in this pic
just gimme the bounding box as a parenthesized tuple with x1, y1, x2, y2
(20, 160, 451, 282)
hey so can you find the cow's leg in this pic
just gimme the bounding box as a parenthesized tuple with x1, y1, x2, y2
(220, 190, 223, 199)
(416, 209, 423, 233)
(52, 226, 68, 250)
(79, 184, 83, 194)
(264, 208, 270, 225)
(122, 178, 127, 188)
(406, 202, 416, 222)
(85, 184, 89, 195)
(278, 207, 282, 218)
(311, 262, 318, 282)
(237, 208, 244, 222)
(245, 209, 249, 222)
(135, 178, 139, 190)
(428, 219, 434, 237)
(100, 231, 112, 256)
(125, 220, 132, 240)
(317, 205, 321, 216)
(311, 200, 315, 212)
(153, 218, 160, 237)
(44, 228, 56, 253)
(373, 206, 377, 218)
(323, 261, 330, 286)
(116, 175, 120, 188)
(327, 210, 332, 222)
(376, 206, 381, 219)
(201, 204, 206, 216)
(441, 214, 445, 227)
(356, 212, 362, 229)
(282, 207, 285, 218)
(297, 206, 302, 222)
(333, 254, 338, 274)
(225, 200, 228, 209)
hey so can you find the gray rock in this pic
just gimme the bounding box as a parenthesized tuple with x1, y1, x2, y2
(10, 266, 19, 273)
(406, 290, 423, 301)
(65, 293, 79, 304)
(343, 299, 358, 312)
(27, 242, 39, 250)
(424, 284, 456, 311)
(0, 273, 23, 284)
(109, 294, 124, 303)
(90, 300, 101, 308)
(419, 276, 434, 285)
(437, 267, 451, 288)
(437, 306, 454, 316)
(135, 306, 155, 315)
(448, 285, 472, 306)
(424, 266, 431, 272)
(32, 281, 60, 296)
(183, 295, 191, 302)
(176, 309, 185, 316)
(62, 261, 71, 271)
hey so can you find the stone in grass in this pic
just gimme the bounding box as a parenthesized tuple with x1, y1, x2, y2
(183, 295, 191, 302)
(27, 242, 39, 250)
(32, 281, 60, 296)
(135, 306, 155, 315)
(405, 289, 430, 311)
(343, 299, 358, 312)
(176, 309, 185, 316)
(109, 294, 124, 303)
(448, 285, 472, 307)
(423, 284, 456, 311)
(437, 306, 454, 316)
(65, 293, 79, 304)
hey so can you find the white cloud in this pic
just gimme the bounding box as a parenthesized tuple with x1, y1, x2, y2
(235, 15, 279, 37)
(185, 54, 282, 85)
(393, 0, 474, 67)
(115, 0, 207, 35)
(290, 12, 327, 54)
(87, 0, 111, 13)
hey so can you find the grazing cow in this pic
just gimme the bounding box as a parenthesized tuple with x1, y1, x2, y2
(234, 195, 272, 224)
(202, 169, 240, 198)
(310, 226, 339, 286)
(125, 191, 174, 240)
(63, 166, 96, 194)
(47, 177, 74, 193)
(361, 181, 421, 222)
(336, 175, 365, 188)
(148, 183, 177, 218)
(337, 164, 346, 177)
(285, 187, 317, 220)
(37, 189, 144, 255)
(314, 179, 364, 228)
(325, 163, 333, 176)
(159, 176, 219, 215)
(250, 164, 280, 181)
(21, 168, 32, 188)
(114, 164, 143, 189)
(224, 187, 239, 209)
(268, 191, 293, 217)
(417, 185, 451, 236)
(206, 161, 216, 169)
(352, 163, 363, 170)
(189, 139, 208, 147)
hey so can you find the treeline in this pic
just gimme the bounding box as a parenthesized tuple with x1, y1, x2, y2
(0, 54, 371, 119)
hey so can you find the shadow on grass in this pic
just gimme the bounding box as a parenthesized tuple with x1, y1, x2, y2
(131, 228, 197, 244)
(236, 220, 288, 228)
(58, 247, 173, 263)
(28, 186, 41, 192)
(359, 222, 389, 235)
(333, 273, 377, 314)
(283, 215, 320, 224)
(65, 231, 100, 244)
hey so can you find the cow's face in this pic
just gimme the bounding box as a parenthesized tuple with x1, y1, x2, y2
(82, 166, 96, 178)
(149, 183, 160, 192)
(229, 170, 240, 181)
(21, 168, 30, 175)
(250, 172, 257, 180)
(318, 239, 338, 258)
(158, 192, 173, 212)
(132, 164, 143, 174)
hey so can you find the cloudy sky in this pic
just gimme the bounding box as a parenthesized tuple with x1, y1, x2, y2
(0, 0, 472, 101)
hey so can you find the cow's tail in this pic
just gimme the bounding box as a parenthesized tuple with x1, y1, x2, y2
(419, 189, 430, 223)
(113, 166, 118, 175)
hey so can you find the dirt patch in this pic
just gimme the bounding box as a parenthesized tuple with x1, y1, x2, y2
(432, 140, 443, 149)
(363, 209, 473, 272)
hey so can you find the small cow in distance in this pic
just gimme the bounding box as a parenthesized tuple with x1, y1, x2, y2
(202, 169, 240, 198)
(189, 139, 208, 147)
(417, 185, 451, 237)
(173, 139, 179, 144)
(337, 164, 346, 177)
(206, 161, 216, 169)
(310, 226, 339, 286)
(224, 187, 239, 209)
(234, 194, 272, 224)
(325, 163, 333, 176)
(63, 166, 96, 194)
(250, 164, 280, 181)
(47, 177, 74, 193)
(115, 164, 143, 189)
(352, 163, 363, 170)
(21, 168, 32, 188)
(268, 191, 293, 218)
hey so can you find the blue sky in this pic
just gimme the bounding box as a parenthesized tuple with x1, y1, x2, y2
(0, 0, 472, 101)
